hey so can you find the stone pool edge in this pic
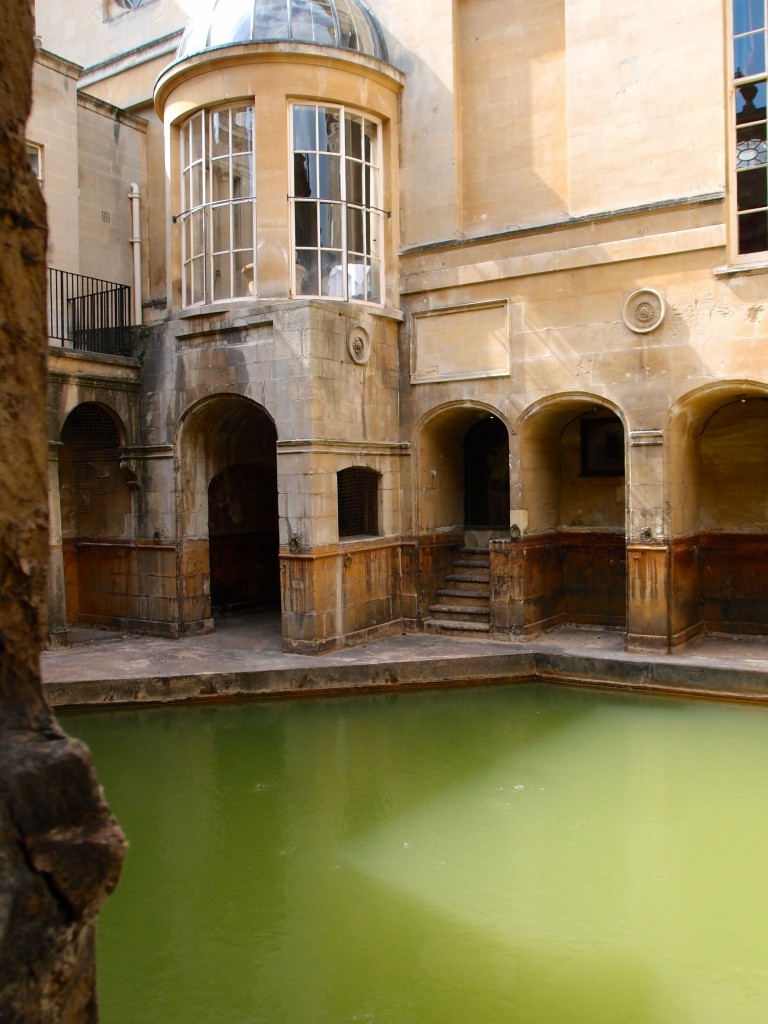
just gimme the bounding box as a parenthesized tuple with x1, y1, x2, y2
(45, 650, 768, 710)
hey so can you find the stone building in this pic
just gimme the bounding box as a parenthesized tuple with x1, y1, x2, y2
(30, 0, 768, 654)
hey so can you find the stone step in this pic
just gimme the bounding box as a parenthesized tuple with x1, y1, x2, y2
(424, 617, 491, 636)
(454, 557, 490, 569)
(437, 588, 490, 607)
(429, 603, 491, 621)
(461, 547, 489, 556)
(446, 572, 490, 586)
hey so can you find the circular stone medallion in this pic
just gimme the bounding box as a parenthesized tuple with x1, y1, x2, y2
(347, 325, 371, 365)
(623, 289, 665, 334)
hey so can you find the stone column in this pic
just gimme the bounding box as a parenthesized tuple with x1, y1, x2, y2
(47, 441, 69, 648)
(625, 429, 671, 651)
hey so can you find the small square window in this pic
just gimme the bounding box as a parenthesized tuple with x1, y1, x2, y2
(337, 467, 380, 537)
(26, 142, 43, 187)
(580, 419, 625, 477)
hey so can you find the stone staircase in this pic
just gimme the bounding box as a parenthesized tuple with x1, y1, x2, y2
(424, 546, 491, 636)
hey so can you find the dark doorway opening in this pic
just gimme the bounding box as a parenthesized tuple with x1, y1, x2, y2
(208, 462, 279, 614)
(464, 416, 510, 529)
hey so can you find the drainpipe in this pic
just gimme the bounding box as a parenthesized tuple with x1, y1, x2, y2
(128, 183, 142, 326)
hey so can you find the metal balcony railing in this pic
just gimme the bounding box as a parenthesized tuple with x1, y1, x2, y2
(48, 268, 135, 356)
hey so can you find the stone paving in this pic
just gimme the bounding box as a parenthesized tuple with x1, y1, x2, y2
(41, 611, 768, 709)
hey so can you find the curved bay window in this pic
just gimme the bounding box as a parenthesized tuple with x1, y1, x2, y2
(291, 104, 382, 302)
(180, 105, 256, 306)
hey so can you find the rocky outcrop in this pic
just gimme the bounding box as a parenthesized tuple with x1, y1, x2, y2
(0, 1, 126, 1020)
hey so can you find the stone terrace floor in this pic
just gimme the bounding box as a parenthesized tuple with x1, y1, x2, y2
(41, 611, 768, 710)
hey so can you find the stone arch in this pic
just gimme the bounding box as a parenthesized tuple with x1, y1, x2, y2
(668, 380, 768, 642)
(515, 392, 627, 633)
(176, 394, 279, 626)
(58, 402, 134, 628)
(414, 401, 511, 536)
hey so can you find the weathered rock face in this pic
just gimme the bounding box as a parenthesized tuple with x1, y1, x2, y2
(0, 1, 127, 1020)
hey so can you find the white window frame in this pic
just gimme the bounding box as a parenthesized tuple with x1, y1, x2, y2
(26, 141, 43, 187)
(289, 102, 383, 303)
(179, 104, 257, 308)
(728, 0, 768, 263)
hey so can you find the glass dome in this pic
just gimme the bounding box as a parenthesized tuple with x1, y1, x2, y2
(177, 0, 388, 62)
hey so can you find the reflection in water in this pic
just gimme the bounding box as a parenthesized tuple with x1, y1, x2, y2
(64, 685, 768, 1024)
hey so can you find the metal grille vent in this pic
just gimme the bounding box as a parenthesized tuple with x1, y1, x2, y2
(337, 467, 379, 538)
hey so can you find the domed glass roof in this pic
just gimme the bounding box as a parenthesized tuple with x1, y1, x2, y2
(177, 0, 388, 62)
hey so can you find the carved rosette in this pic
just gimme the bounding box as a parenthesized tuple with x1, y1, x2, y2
(347, 325, 371, 365)
(622, 289, 665, 334)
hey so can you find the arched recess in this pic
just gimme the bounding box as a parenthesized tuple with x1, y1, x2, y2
(176, 394, 279, 625)
(668, 381, 768, 642)
(58, 402, 133, 627)
(517, 394, 627, 633)
(415, 403, 510, 536)
(413, 403, 510, 619)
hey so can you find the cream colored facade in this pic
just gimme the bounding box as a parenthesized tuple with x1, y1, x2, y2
(32, 0, 768, 653)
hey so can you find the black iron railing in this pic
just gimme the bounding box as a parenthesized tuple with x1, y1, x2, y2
(48, 268, 135, 356)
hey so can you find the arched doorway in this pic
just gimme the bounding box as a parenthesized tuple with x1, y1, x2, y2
(414, 405, 511, 627)
(464, 416, 510, 529)
(59, 402, 132, 626)
(518, 398, 627, 634)
(177, 395, 279, 628)
(669, 385, 768, 642)
(208, 462, 279, 613)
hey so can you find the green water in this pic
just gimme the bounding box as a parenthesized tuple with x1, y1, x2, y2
(63, 683, 768, 1024)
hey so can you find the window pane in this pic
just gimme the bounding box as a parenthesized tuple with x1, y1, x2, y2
(231, 107, 253, 153)
(295, 200, 318, 246)
(738, 167, 768, 209)
(231, 152, 253, 198)
(232, 200, 254, 250)
(736, 80, 767, 122)
(347, 206, 364, 254)
(367, 258, 381, 303)
(317, 109, 341, 152)
(290, 0, 336, 45)
(189, 209, 205, 258)
(346, 160, 363, 204)
(190, 163, 204, 208)
(191, 255, 204, 304)
(368, 209, 382, 259)
(734, 0, 765, 37)
(26, 143, 41, 181)
(210, 158, 231, 204)
(189, 112, 203, 163)
(345, 113, 362, 159)
(293, 106, 316, 151)
(319, 202, 341, 247)
(234, 250, 253, 297)
(295, 251, 318, 295)
(318, 154, 340, 199)
(210, 110, 231, 159)
(364, 120, 377, 163)
(294, 153, 315, 198)
(253, 0, 290, 39)
(735, 31, 766, 78)
(322, 251, 343, 296)
(346, 260, 368, 299)
(736, 126, 768, 168)
(739, 209, 768, 251)
(213, 253, 232, 300)
(211, 204, 229, 254)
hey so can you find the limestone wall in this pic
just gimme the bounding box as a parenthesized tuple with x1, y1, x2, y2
(28, 50, 81, 273)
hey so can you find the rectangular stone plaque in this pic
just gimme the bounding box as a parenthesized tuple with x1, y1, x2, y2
(411, 300, 510, 383)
